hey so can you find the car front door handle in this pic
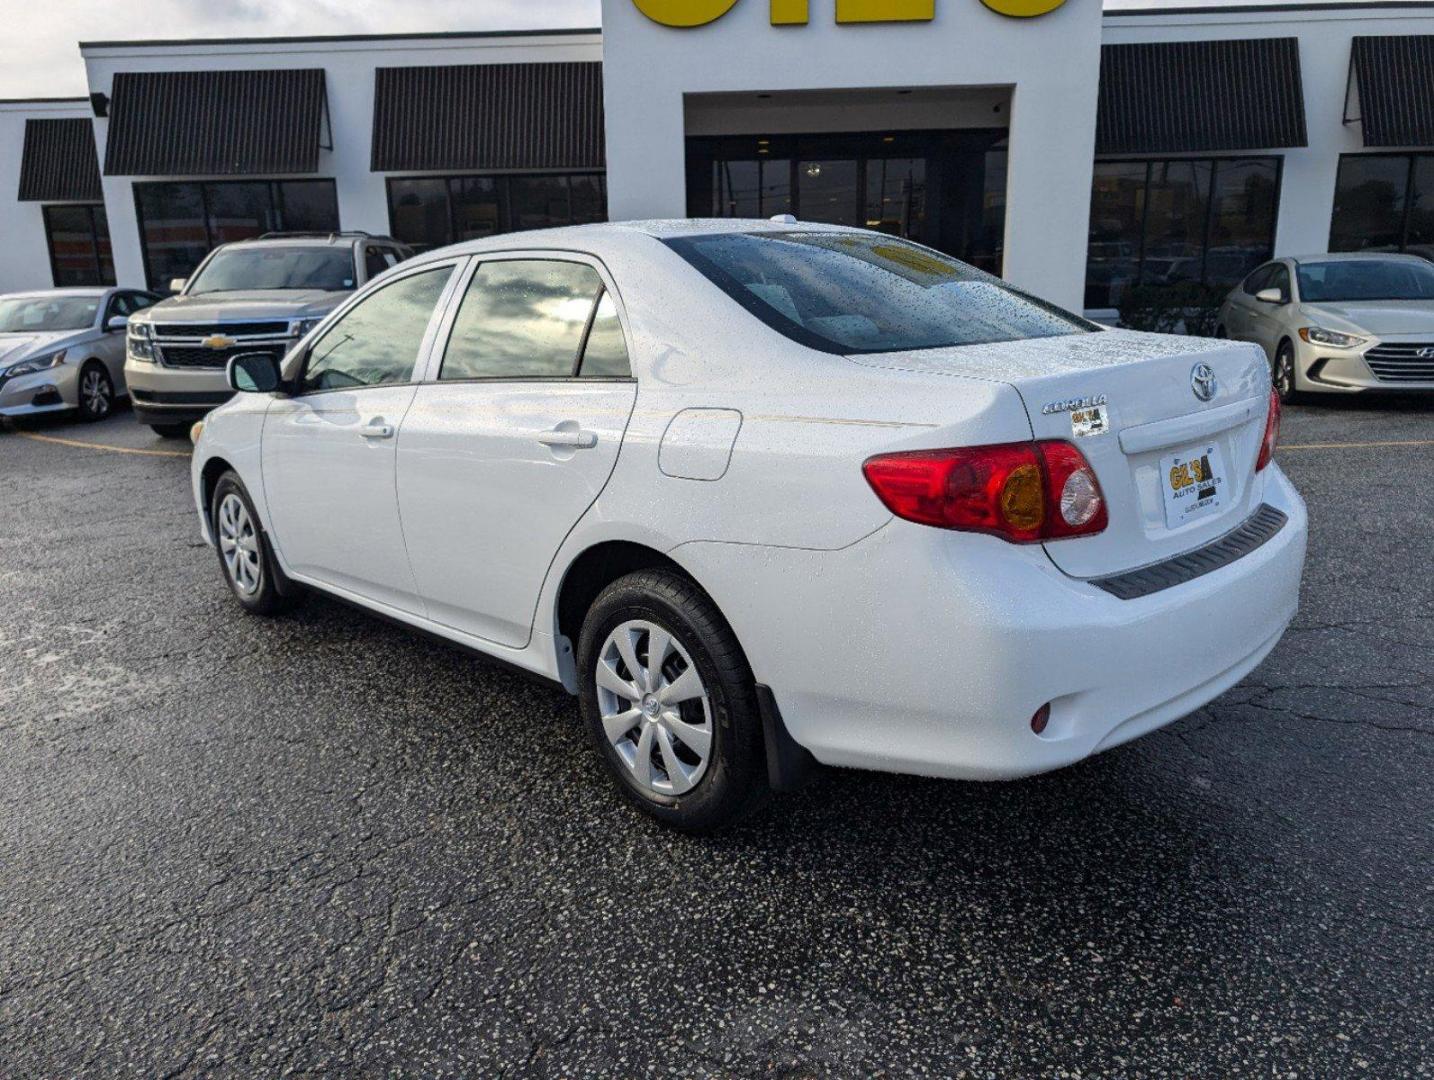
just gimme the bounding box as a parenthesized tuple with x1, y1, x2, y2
(361, 421, 394, 440)
(537, 428, 598, 450)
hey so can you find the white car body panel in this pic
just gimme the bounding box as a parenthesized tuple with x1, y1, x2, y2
(193, 220, 1307, 783)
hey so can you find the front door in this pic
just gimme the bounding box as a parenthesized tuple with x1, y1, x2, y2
(397, 256, 637, 647)
(262, 262, 458, 614)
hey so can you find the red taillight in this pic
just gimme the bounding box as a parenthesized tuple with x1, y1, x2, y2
(1256, 388, 1280, 472)
(862, 440, 1108, 543)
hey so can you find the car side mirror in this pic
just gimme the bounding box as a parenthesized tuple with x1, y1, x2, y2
(105, 315, 128, 332)
(1255, 287, 1285, 305)
(168, 277, 187, 294)
(227, 352, 284, 394)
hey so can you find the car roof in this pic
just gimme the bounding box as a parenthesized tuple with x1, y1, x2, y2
(215, 236, 362, 250)
(400, 218, 871, 270)
(0, 287, 112, 300)
(1288, 252, 1432, 265)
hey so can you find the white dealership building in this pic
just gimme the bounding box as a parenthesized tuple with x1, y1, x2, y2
(2, 1, 1434, 316)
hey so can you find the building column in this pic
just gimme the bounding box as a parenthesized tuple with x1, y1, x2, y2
(1001, 79, 1099, 313)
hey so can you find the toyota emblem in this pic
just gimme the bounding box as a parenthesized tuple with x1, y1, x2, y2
(1191, 362, 1217, 402)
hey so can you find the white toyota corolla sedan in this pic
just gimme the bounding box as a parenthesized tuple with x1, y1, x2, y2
(191, 220, 1307, 831)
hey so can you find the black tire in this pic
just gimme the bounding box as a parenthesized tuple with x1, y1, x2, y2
(1273, 340, 1300, 405)
(210, 471, 301, 616)
(76, 362, 114, 422)
(577, 569, 768, 832)
(1215, 325, 1227, 339)
(150, 422, 192, 439)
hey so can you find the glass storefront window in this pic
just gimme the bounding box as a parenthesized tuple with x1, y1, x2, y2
(1327, 154, 1434, 260)
(797, 160, 859, 226)
(133, 180, 339, 291)
(688, 131, 1007, 272)
(1084, 156, 1280, 311)
(384, 174, 608, 252)
(864, 158, 927, 241)
(41, 205, 116, 287)
(452, 177, 502, 241)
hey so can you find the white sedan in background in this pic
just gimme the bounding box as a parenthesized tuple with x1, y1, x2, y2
(192, 220, 1306, 831)
(0, 288, 159, 421)
(1218, 252, 1434, 401)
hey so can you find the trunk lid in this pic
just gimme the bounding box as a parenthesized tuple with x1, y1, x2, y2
(849, 329, 1272, 578)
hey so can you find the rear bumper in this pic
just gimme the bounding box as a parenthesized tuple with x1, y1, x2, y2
(672, 464, 1307, 781)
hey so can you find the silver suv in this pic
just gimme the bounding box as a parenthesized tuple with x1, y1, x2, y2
(125, 232, 412, 437)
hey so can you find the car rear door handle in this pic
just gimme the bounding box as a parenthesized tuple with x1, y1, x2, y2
(537, 428, 597, 449)
(361, 420, 394, 440)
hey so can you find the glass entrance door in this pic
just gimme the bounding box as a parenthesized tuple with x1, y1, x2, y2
(686, 129, 1007, 273)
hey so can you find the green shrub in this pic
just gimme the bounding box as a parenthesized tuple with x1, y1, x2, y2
(1117, 282, 1228, 338)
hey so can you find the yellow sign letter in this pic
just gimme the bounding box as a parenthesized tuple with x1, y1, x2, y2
(632, 0, 742, 27)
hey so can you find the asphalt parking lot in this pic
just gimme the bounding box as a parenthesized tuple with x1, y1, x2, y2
(1, 398, 1430, 1078)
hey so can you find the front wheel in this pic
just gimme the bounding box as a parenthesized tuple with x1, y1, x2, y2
(577, 569, 768, 832)
(211, 471, 300, 616)
(1273, 341, 1299, 404)
(76, 362, 113, 422)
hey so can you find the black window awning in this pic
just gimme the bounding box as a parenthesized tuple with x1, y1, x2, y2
(1097, 39, 1307, 155)
(103, 69, 329, 177)
(1349, 36, 1434, 147)
(18, 118, 102, 202)
(371, 61, 604, 172)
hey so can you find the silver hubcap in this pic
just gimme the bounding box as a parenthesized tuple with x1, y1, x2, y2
(1275, 353, 1293, 396)
(596, 620, 712, 797)
(217, 493, 262, 596)
(82, 370, 110, 416)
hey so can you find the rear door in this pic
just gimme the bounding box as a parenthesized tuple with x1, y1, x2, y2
(262, 261, 462, 613)
(396, 254, 637, 648)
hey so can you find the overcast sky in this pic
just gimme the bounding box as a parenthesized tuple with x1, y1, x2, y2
(0, 0, 1413, 99)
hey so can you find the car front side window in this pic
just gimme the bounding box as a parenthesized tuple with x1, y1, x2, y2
(439, 259, 606, 381)
(301, 266, 452, 394)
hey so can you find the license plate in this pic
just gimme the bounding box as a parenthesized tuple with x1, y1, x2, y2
(1160, 443, 1227, 528)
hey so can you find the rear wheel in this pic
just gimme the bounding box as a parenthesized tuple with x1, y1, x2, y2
(577, 569, 768, 832)
(1273, 340, 1299, 404)
(211, 471, 300, 616)
(76, 362, 113, 422)
(150, 423, 191, 439)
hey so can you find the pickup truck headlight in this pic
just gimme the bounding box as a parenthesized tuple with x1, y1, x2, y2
(289, 317, 323, 340)
(1299, 326, 1366, 349)
(128, 321, 155, 361)
(5, 349, 67, 376)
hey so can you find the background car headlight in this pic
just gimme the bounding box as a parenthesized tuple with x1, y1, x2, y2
(289, 317, 323, 339)
(128, 322, 155, 361)
(5, 349, 67, 376)
(1299, 326, 1366, 348)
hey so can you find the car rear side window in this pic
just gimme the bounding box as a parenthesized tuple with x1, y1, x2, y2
(440, 259, 606, 380)
(666, 231, 1093, 355)
(577, 291, 631, 379)
(301, 267, 452, 393)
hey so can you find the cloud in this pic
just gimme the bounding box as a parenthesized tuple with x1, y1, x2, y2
(0, 0, 601, 98)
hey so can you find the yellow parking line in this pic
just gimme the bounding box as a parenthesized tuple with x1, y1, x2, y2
(1281, 439, 1434, 451)
(14, 430, 190, 458)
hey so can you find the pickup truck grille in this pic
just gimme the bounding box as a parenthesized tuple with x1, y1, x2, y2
(151, 321, 291, 338)
(157, 343, 286, 369)
(1364, 342, 1434, 382)
(151, 320, 294, 370)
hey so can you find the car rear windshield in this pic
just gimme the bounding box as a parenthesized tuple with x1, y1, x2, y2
(1297, 259, 1434, 302)
(187, 246, 357, 295)
(0, 296, 98, 332)
(665, 231, 1094, 354)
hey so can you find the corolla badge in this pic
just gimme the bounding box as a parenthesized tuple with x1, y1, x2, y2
(1041, 393, 1107, 415)
(1191, 362, 1217, 402)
